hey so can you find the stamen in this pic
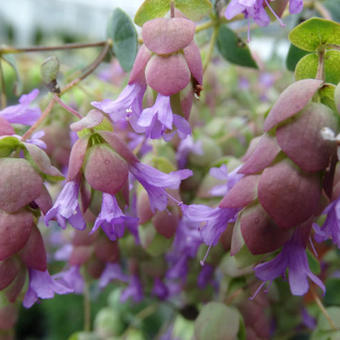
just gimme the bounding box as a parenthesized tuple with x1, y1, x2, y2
(264, 0, 286, 27)
(200, 244, 213, 266)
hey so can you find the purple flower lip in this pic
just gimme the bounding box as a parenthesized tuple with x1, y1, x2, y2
(0, 89, 41, 125)
(23, 269, 73, 308)
(44, 180, 86, 231)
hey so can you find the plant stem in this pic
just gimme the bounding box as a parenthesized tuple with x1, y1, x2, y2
(60, 41, 111, 95)
(314, 1, 332, 20)
(328, 44, 340, 51)
(22, 98, 56, 141)
(316, 49, 325, 81)
(311, 287, 337, 331)
(170, 0, 175, 18)
(196, 20, 215, 33)
(203, 25, 219, 74)
(0, 41, 108, 54)
(83, 281, 91, 332)
(53, 94, 83, 119)
(0, 59, 6, 109)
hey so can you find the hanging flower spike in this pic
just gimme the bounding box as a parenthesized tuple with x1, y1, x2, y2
(254, 228, 325, 296)
(45, 180, 86, 230)
(23, 269, 73, 308)
(90, 193, 138, 241)
(129, 162, 192, 212)
(91, 82, 146, 132)
(138, 94, 191, 141)
(120, 274, 143, 303)
(313, 195, 340, 248)
(0, 89, 41, 125)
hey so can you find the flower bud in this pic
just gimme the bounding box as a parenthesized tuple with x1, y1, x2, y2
(0, 209, 34, 261)
(94, 308, 125, 338)
(84, 144, 128, 195)
(152, 210, 179, 238)
(40, 56, 60, 93)
(0, 158, 43, 213)
(258, 159, 321, 229)
(19, 225, 47, 271)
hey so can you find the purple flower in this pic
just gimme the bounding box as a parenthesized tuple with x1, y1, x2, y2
(128, 132, 152, 156)
(209, 164, 243, 196)
(176, 135, 203, 169)
(197, 264, 214, 289)
(45, 180, 86, 230)
(54, 244, 73, 261)
(313, 196, 340, 248)
(166, 256, 189, 280)
(120, 274, 143, 303)
(289, 0, 303, 14)
(138, 94, 191, 140)
(91, 82, 146, 133)
(224, 0, 287, 41)
(90, 193, 138, 241)
(183, 204, 239, 265)
(254, 228, 325, 296)
(53, 266, 84, 294)
(23, 269, 73, 308)
(301, 308, 316, 330)
(0, 89, 41, 125)
(152, 278, 169, 300)
(99, 263, 129, 288)
(129, 162, 192, 212)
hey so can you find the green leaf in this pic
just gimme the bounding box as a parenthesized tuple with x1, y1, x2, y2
(0, 136, 22, 157)
(286, 43, 309, 72)
(134, 0, 170, 26)
(289, 18, 340, 52)
(319, 84, 336, 111)
(194, 302, 242, 340)
(307, 248, 321, 275)
(175, 0, 212, 21)
(107, 8, 138, 72)
(217, 25, 258, 69)
(295, 51, 340, 84)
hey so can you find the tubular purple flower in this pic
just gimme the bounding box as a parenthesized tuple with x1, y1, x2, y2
(197, 263, 215, 289)
(183, 204, 239, 265)
(91, 82, 146, 132)
(45, 180, 86, 230)
(23, 269, 73, 308)
(120, 274, 143, 303)
(99, 263, 129, 288)
(0, 89, 41, 125)
(313, 196, 340, 248)
(176, 135, 203, 169)
(90, 193, 138, 241)
(129, 162, 192, 212)
(53, 266, 84, 294)
(224, 0, 288, 41)
(254, 228, 325, 296)
(138, 94, 191, 140)
(152, 278, 169, 300)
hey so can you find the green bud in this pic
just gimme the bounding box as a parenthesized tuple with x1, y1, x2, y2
(40, 56, 60, 93)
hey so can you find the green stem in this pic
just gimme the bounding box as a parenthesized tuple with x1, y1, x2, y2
(0, 40, 108, 54)
(60, 41, 111, 95)
(22, 97, 56, 141)
(316, 49, 325, 81)
(203, 25, 219, 74)
(328, 44, 340, 51)
(195, 20, 215, 33)
(314, 1, 332, 20)
(83, 281, 91, 332)
(0, 59, 6, 109)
